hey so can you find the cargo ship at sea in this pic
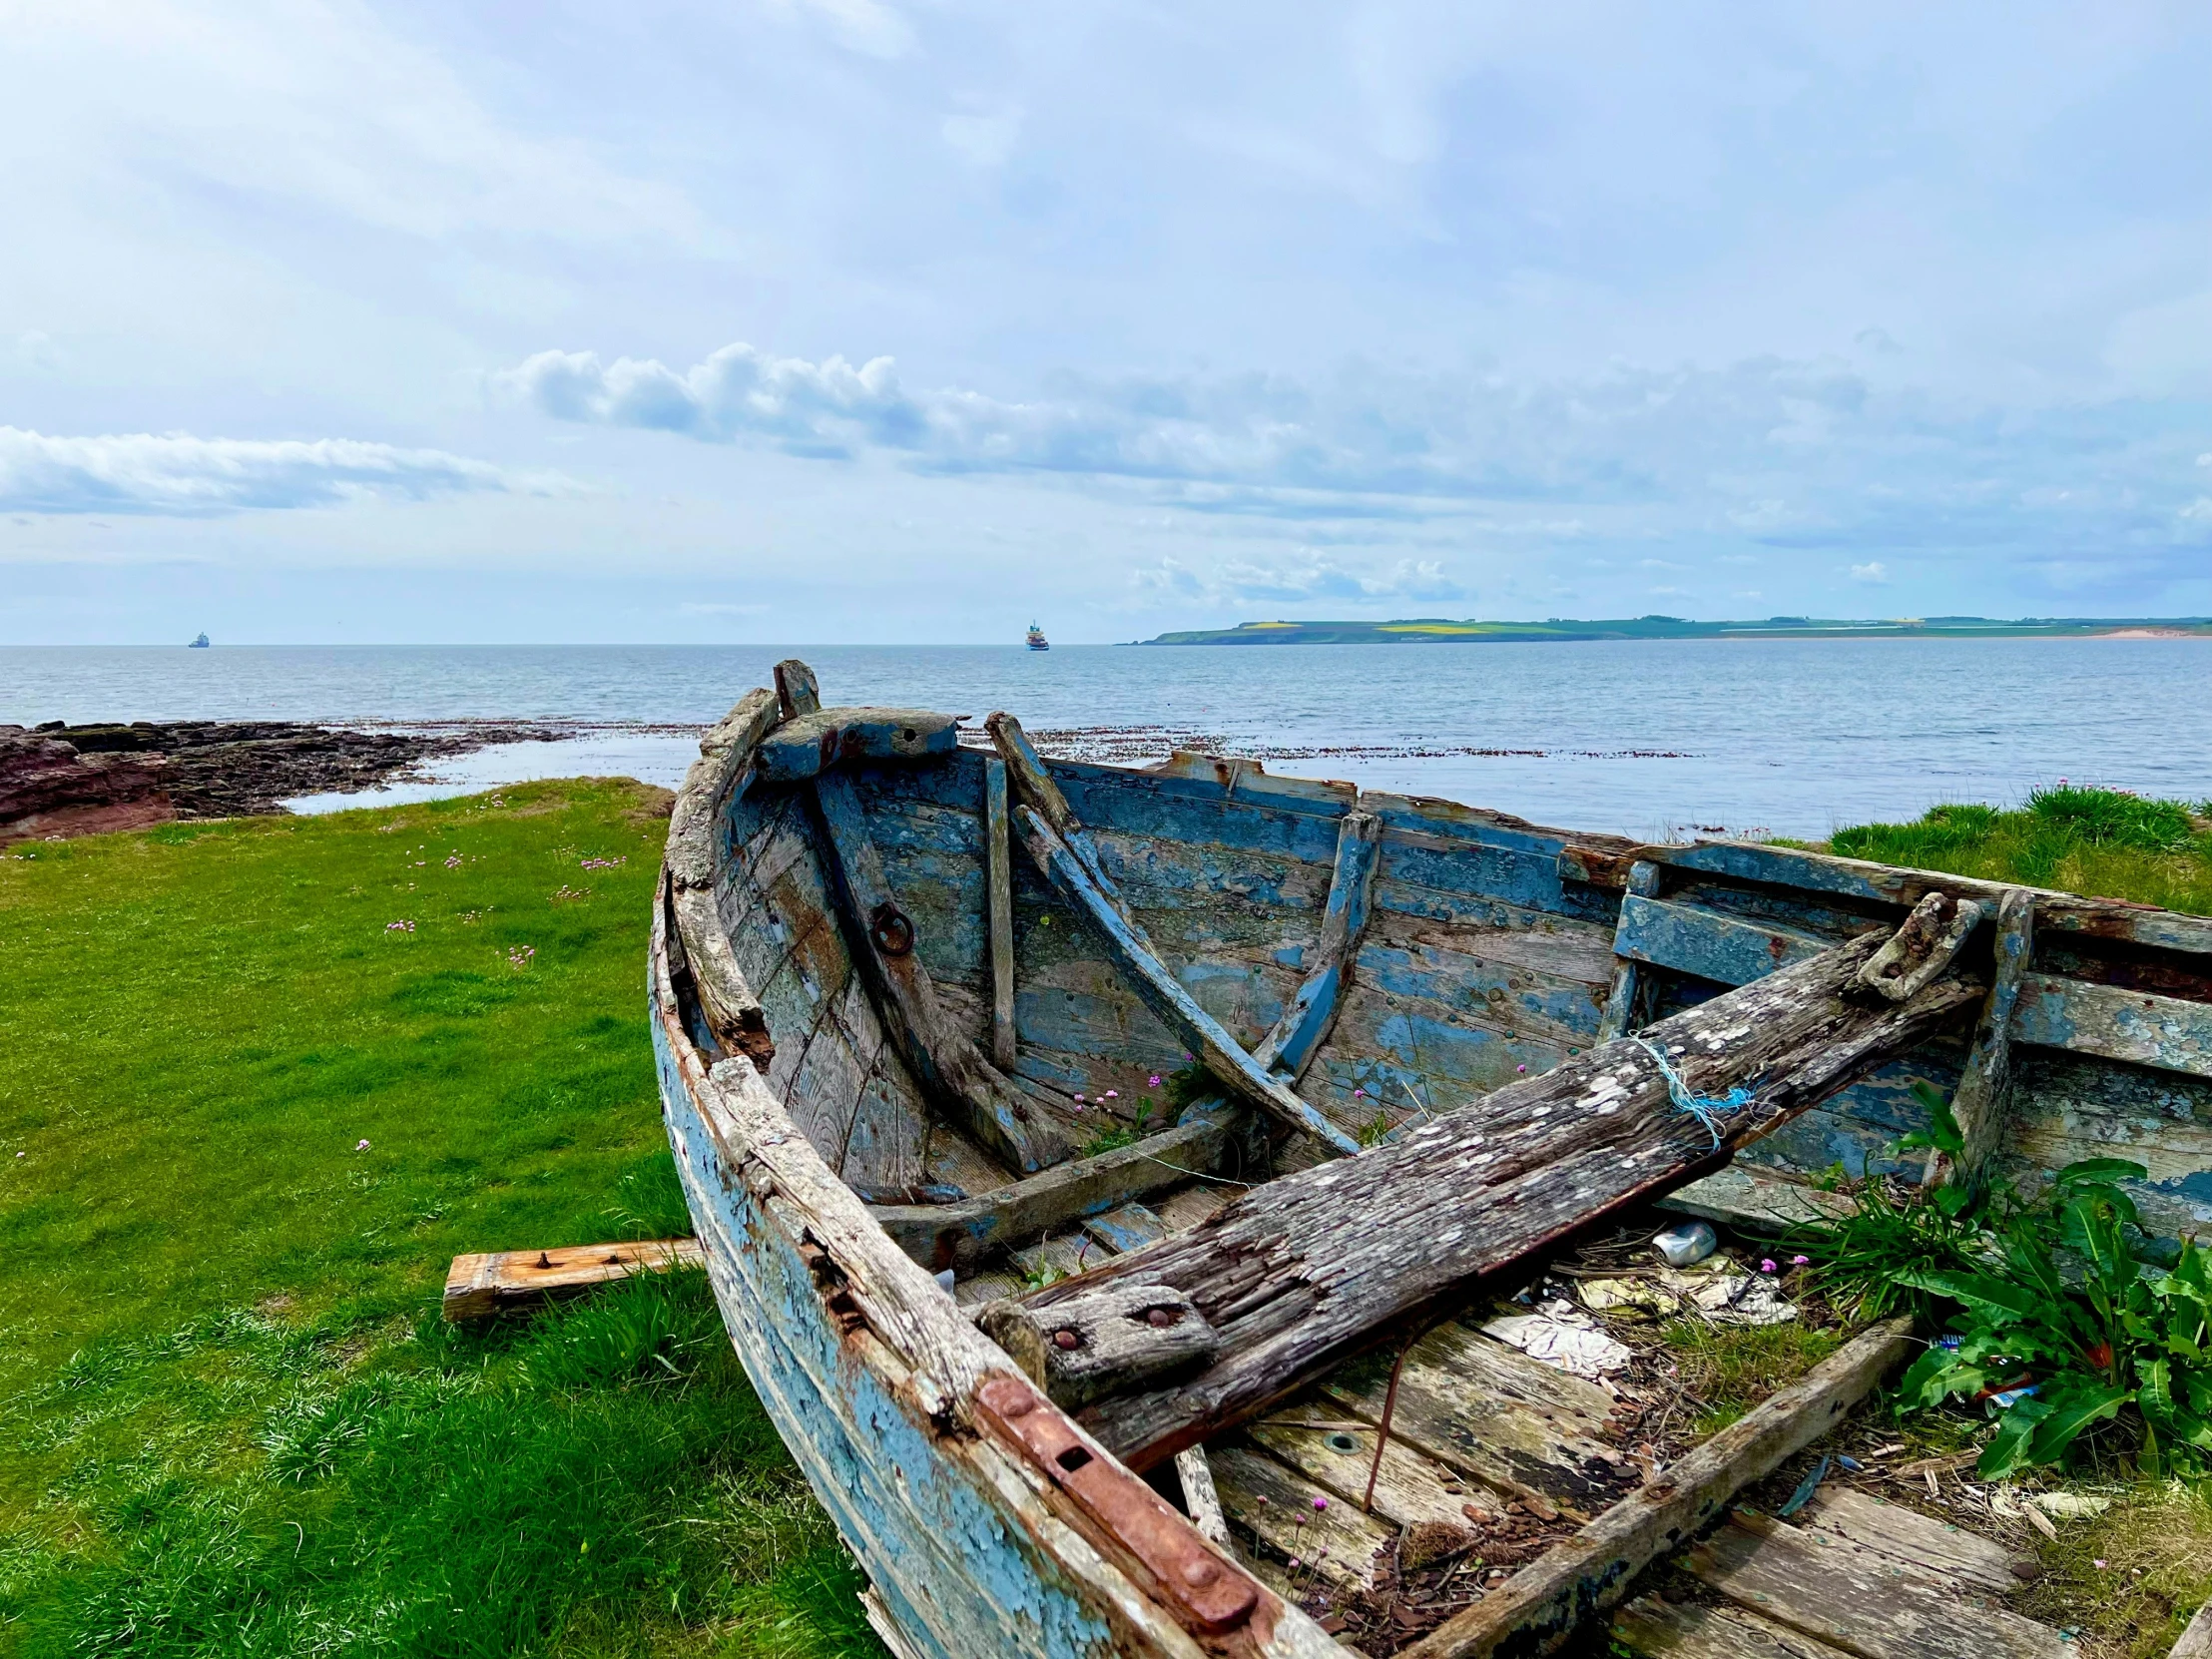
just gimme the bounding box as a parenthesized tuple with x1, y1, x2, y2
(1025, 622, 1049, 651)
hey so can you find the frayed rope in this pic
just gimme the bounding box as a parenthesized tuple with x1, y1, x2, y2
(1633, 1036, 1754, 1149)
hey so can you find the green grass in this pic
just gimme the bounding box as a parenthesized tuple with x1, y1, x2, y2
(1816, 785, 2212, 914)
(1658, 1321, 1843, 1438)
(0, 782, 878, 1658)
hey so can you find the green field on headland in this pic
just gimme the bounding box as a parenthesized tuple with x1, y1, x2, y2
(1138, 614, 2212, 646)
(0, 781, 877, 1658)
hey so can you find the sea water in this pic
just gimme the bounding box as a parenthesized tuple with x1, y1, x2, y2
(2, 640, 2205, 840)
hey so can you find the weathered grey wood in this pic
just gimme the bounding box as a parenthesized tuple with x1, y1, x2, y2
(1657, 1165, 1857, 1232)
(1395, 1318, 1914, 1659)
(1175, 1446, 1232, 1547)
(758, 707, 962, 783)
(1250, 1416, 1502, 1533)
(1612, 1596, 1855, 1659)
(668, 686, 781, 889)
(868, 1104, 1239, 1272)
(1084, 1202, 1169, 1255)
(1797, 1486, 2026, 1600)
(1595, 859, 1664, 1041)
(441, 1238, 705, 1322)
(1851, 891, 1984, 1004)
(671, 880, 776, 1070)
(812, 772, 1071, 1174)
(1012, 802, 1364, 1158)
(1022, 931, 1979, 1469)
(985, 755, 1017, 1069)
(980, 1283, 1222, 1410)
(1252, 809, 1382, 1080)
(1209, 1445, 1397, 1591)
(1322, 1320, 1631, 1513)
(2171, 1597, 2212, 1659)
(985, 710, 1138, 918)
(1933, 886, 2032, 1187)
(1680, 1510, 2067, 1659)
(2010, 971, 2212, 1080)
(1615, 837, 2212, 959)
(774, 657, 821, 719)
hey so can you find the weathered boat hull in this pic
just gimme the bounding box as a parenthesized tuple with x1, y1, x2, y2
(651, 674, 2212, 1657)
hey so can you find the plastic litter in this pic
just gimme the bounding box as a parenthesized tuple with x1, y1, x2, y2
(1652, 1219, 1718, 1268)
(1479, 1309, 1634, 1379)
(1577, 1258, 1799, 1326)
(2032, 1492, 2111, 1520)
(1989, 1383, 2040, 1409)
(1837, 1454, 1863, 1472)
(1777, 1454, 1830, 1516)
(933, 1268, 956, 1293)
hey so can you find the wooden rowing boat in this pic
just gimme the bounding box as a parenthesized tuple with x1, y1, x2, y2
(649, 660, 2210, 1658)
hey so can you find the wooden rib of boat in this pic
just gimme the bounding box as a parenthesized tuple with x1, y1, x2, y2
(650, 660, 2212, 1659)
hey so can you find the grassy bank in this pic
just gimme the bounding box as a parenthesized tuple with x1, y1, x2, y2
(1812, 784, 2212, 914)
(0, 781, 876, 1658)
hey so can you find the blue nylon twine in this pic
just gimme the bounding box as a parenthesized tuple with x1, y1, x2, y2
(1633, 1036, 1755, 1149)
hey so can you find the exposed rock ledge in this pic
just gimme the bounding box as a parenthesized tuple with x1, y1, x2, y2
(0, 721, 562, 844)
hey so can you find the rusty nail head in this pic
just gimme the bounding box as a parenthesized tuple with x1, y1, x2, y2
(1054, 1329, 1081, 1350)
(1146, 1308, 1174, 1328)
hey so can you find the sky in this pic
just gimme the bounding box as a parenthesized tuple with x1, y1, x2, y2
(4, 1, 2211, 645)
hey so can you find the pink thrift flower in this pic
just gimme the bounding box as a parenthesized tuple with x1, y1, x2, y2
(1288, 1557, 1301, 1569)
(1312, 1496, 1328, 1510)
(1760, 1259, 1778, 1275)
(2093, 1558, 2108, 1569)
(1353, 1087, 1367, 1099)
(1791, 1254, 1810, 1266)
(1516, 1064, 1527, 1073)
(1148, 1075, 1162, 1087)
(355, 1139, 370, 1151)
(1103, 1090, 1118, 1099)
(1073, 1093, 1085, 1102)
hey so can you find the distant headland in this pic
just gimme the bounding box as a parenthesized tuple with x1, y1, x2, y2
(1135, 614, 2212, 646)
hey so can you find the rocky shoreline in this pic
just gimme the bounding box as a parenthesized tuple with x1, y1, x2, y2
(0, 721, 567, 844)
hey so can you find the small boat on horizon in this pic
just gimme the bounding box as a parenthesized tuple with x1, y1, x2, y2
(189, 633, 210, 649)
(1025, 622, 1049, 651)
(649, 656, 2192, 1657)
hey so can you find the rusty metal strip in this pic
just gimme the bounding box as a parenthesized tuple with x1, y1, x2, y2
(971, 1374, 1262, 1638)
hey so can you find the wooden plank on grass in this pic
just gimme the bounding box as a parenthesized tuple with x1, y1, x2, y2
(1396, 1317, 1914, 1659)
(441, 1238, 704, 1322)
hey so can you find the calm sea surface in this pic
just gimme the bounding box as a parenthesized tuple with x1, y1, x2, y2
(3, 641, 2206, 840)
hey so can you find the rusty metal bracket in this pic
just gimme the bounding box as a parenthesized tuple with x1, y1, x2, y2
(972, 1375, 1260, 1638)
(868, 901, 916, 957)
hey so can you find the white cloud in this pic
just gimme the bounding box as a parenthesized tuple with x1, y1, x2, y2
(1850, 561, 1890, 584)
(942, 111, 1023, 169)
(0, 428, 560, 516)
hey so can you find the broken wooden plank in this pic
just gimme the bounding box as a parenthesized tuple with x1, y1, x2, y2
(1934, 886, 2032, 1187)
(1252, 809, 1382, 1080)
(774, 657, 821, 719)
(1680, 1509, 2067, 1659)
(2009, 972, 2212, 1080)
(1176, 1445, 1233, 1547)
(1021, 929, 1979, 1469)
(812, 771, 1071, 1175)
(1011, 801, 1363, 1158)
(1851, 892, 1985, 1005)
(1395, 1317, 1914, 1659)
(670, 881, 776, 1071)
(868, 1103, 1238, 1272)
(985, 754, 1017, 1069)
(759, 707, 962, 783)
(980, 1282, 1222, 1410)
(984, 710, 1134, 916)
(1210, 1445, 1397, 1592)
(1595, 860, 1664, 1042)
(1322, 1321, 1629, 1514)
(1797, 1486, 2027, 1600)
(1612, 1596, 1855, 1659)
(1250, 1416, 1504, 1533)
(1156, 1186, 1231, 1236)
(442, 1238, 705, 1322)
